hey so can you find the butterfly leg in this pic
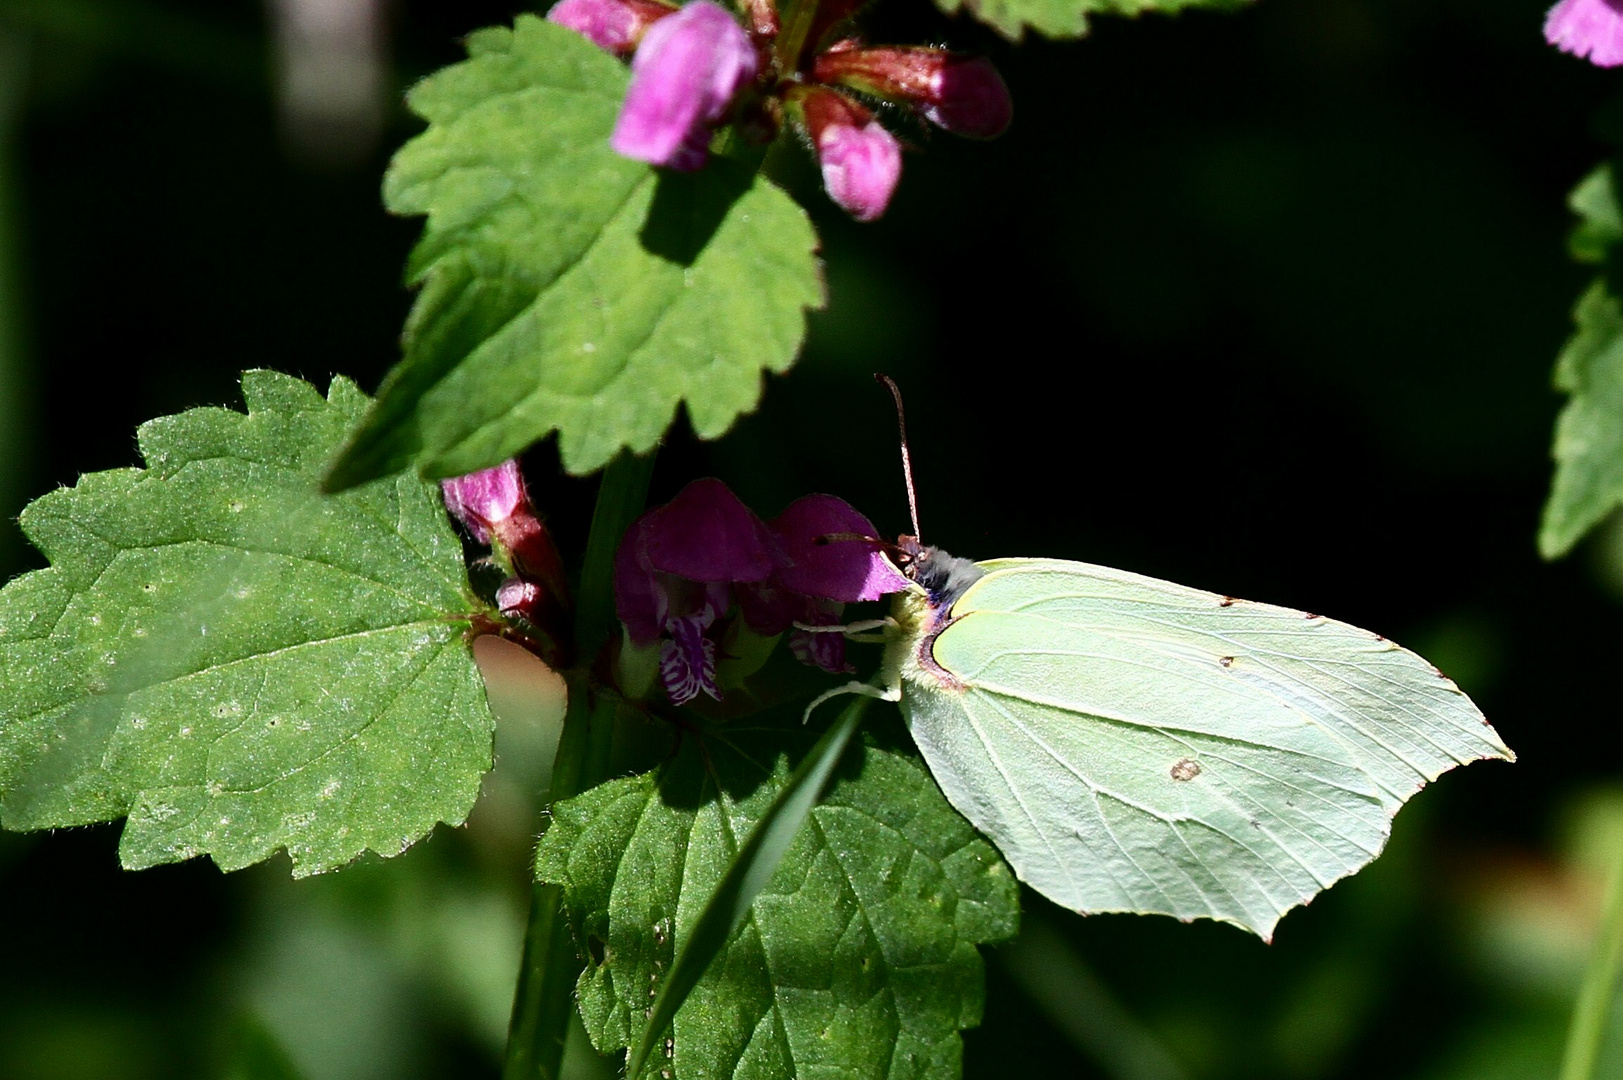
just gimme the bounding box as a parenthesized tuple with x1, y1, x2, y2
(801, 679, 900, 724)
(794, 617, 895, 634)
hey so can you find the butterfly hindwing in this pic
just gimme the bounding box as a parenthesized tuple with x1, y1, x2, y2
(895, 557, 1512, 939)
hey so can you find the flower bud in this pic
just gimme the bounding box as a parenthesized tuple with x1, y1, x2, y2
(547, 0, 676, 56)
(442, 461, 568, 610)
(441, 461, 526, 547)
(737, 0, 779, 43)
(496, 577, 545, 622)
(799, 88, 901, 222)
(813, 46, 1012, 139)
(1545, 0, 1623, 67)
(610, 0, 758, 170)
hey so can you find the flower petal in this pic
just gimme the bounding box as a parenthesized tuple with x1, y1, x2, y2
(641, 477, 782, 582)
(923, 57, 1013, 140)
(610, 0, 757, 168)
(801, 89, 901, 222)
(660, 612, 720, 704)
(1546, 0, 1623, 66)
(788, 603, 853, 674)
(735, 578, 805, 635)
(547, 0, 673, 55)
(613, 518, 666, 645)
(440, 460, 525, 545)
(771, 494, 909, 601)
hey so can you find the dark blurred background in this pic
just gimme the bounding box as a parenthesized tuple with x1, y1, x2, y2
(1, 0, 1620, 1076)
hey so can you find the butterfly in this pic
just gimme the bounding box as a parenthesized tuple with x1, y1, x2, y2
(813, 378, 1514, 940)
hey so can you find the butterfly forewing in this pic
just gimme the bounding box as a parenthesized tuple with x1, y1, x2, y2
(960, 560, 1513, 810)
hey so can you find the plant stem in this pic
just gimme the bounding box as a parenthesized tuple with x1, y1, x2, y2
(572, 451, 656, 663)
(772, 0, 821, 79)
(502, 450, 657, 1080)
(1559, 843, 1623, 1080)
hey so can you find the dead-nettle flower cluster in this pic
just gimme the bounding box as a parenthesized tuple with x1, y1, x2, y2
(547, 0, 1012, 220)
(1546, 0, 1623, 66)
(613, 479, 908, 705)
(442, 468, 906, 704)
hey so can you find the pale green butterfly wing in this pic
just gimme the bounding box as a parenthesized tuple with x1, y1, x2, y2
(967, 559, 1513, 810)
(897, 558, 1511, 940)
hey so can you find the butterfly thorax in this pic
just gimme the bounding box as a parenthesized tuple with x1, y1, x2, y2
(882, 543, 984, 694)
(906, 545, 985, 609)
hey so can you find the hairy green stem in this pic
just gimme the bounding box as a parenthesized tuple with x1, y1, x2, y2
(1559, 843, 1623, 1080)
(503, 450, 657, 1080)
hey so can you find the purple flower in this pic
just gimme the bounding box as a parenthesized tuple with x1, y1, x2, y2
(442, 461, 526, 546)
(547, 0, 676, 56)
(614, 479, 907, 705)
(610, 0, 758, 171)
(814, 46, 1013, 140)
(1546, 0, 1623, 66)
(769, 494, 909, 601)
(614, 479, 781, 703)
(442, 460, 570, 616)
(800, 88, 901, 222)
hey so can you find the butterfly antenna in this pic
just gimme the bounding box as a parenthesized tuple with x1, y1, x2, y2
(875, 373, 922, 540)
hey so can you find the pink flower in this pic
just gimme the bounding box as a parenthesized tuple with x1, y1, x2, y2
(547, 0, 676, 56)
(614, 480, 907, 703)
(441, 461, 526, 547)
(1546, 0, 1623, 67)
(442, 461, 569, 617)
(769, 494, 909, 602)
(814, 46, 1012, 140)
(800, 89, 901, 222)
(610, 0, 758, 170)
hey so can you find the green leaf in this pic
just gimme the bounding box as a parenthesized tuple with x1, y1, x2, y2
(1569, 164, 1623, 265)
(628, 696, 869, 1080)
(324, 17, 824, 489)
(535, 717, 1020, 1080)
(1540, 279, 1623, 559)
(934, 0, 1252, 43)
(0, 371, 494, 875)
(1543, 164, 1623, 559)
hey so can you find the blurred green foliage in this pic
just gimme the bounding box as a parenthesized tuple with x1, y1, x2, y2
(0, 0, 1619, 1077)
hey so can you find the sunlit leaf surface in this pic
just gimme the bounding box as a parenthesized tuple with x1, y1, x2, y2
(536, 721, 1020, 1080)
(326, 16, 823, 487)
(0, 372, 493, 874)
(1543, 165, 1623, 560)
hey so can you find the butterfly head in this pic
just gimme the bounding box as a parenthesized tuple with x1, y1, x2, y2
(893, 535, 983, 610)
